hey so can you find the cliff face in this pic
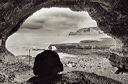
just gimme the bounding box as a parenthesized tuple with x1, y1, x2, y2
(69, 27, 103, 35)
(0, 0, 128, 62)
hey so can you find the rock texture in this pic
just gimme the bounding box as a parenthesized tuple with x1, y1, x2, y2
(109, 53, 128, 74)
(26, 71, 122, 84)
(0, 0, 128, 61)
(69, 27, 102, 35)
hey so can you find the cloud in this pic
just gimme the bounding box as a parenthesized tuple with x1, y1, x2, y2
(20, 7, 97, 36)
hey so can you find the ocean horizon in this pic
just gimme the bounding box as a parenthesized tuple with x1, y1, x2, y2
(6, 31, 110, 56)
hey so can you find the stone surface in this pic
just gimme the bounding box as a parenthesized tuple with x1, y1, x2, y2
(109, 53, 128, 73)
(26, 71, 122, 84)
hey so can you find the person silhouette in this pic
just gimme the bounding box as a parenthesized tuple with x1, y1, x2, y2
(33, 48, 63, 83)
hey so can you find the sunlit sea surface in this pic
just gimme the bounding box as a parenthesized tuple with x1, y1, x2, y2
(6, 32, 110, 57)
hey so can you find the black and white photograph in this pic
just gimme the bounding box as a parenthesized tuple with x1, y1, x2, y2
(0, 0, 128, 84)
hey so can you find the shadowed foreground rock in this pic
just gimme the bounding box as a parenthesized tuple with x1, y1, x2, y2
(33, 50, 63, 83)
(109, 53, 128, 74)
(0, 0, 128, 83)
(0, 61, 32, 84)
(26, 71, 122, 84)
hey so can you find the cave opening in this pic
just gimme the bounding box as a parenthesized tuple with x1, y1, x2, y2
(6, 7, 108, 57)
(1, 0, 128, 83)
(5, 7, 122, 82)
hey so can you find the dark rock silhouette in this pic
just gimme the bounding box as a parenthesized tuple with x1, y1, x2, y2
(109, 53, 128, 74)
(27, 71, 122, 84)
(33, 50, 63, 83)
(115, 65, 128, 74)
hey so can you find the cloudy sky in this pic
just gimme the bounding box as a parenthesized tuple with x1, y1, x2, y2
(19, 7, 97, 36)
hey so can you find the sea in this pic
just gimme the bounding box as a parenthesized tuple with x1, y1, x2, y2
(6, 31, 110, 57)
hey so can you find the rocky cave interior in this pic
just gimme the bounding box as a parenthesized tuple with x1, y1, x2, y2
(0, 0, 128, 83)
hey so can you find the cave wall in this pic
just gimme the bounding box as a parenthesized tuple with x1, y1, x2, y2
(0, 0, 128, 62)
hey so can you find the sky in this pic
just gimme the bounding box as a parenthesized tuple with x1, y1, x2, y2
(19, 7, 97, 36)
